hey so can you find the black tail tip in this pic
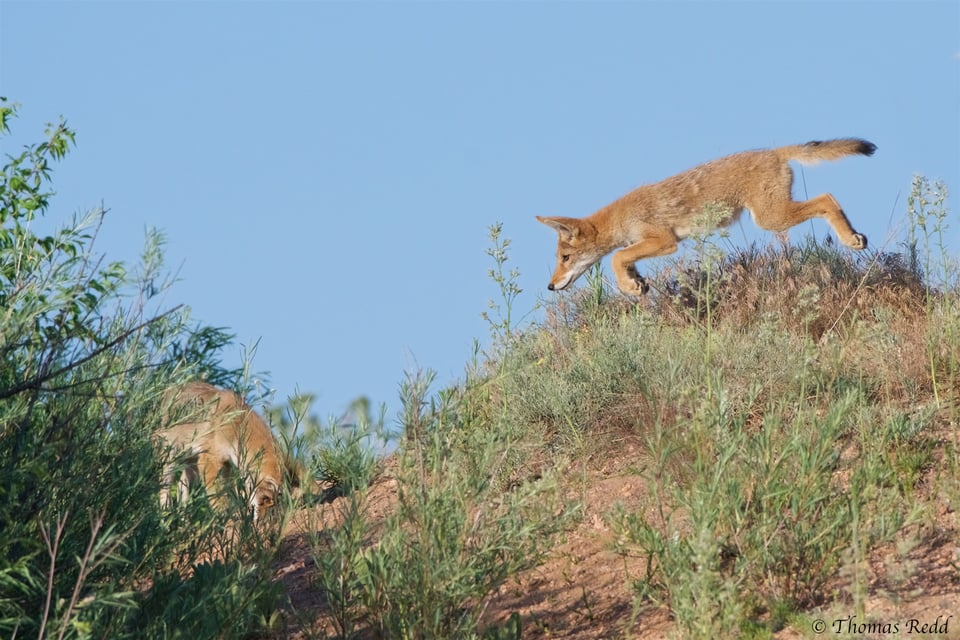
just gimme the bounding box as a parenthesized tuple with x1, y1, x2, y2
(857, 139, 877, 156)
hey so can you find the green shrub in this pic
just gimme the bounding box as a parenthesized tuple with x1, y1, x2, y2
(0, 102, 282, 640)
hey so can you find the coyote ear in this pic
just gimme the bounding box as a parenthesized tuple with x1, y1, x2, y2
(536, 215, 579, 241)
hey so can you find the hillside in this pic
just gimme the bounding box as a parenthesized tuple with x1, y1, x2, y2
(4, 107, 957, 640)
(271, 199, 960, 639)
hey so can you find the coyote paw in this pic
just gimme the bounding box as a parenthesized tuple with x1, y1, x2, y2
(847, 233, 868, 250)
(618, 267, 650, 296)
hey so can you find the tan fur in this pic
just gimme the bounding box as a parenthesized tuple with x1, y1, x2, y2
(158, 382, 285, 522)
(537, 138, 876, 296)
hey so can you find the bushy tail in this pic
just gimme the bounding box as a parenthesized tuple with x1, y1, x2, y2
(776, 138, 877, 165)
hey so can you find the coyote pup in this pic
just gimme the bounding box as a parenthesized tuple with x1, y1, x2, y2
(537, 138, 876, 295)
(158, 382, 284, 523)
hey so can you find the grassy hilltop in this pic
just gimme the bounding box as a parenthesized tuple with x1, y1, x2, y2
(287, 177, 959, 639)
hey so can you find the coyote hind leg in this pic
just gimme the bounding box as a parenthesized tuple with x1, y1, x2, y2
(753, 193, 867, 250)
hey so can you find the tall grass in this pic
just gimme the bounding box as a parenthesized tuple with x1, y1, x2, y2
(303, 369, 570, 639)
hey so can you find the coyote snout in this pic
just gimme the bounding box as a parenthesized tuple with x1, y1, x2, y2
(538, 138, 876, 296)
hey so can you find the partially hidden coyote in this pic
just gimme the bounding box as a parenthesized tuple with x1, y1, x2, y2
(158, 381, 291, 523)
(537, 138, 876, 296)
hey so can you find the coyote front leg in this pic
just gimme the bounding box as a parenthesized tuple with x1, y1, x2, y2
(610, 228, 678, 295)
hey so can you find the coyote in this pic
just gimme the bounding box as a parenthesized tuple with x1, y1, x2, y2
(158, 381, 288, 523)
(537, 138, 876, 295)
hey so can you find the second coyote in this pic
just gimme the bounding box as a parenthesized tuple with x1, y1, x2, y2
(158, 381, 289, 523)
(537, 138, 876, 296)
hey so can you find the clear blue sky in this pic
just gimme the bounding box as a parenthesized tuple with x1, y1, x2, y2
(2, 1, 958, 427)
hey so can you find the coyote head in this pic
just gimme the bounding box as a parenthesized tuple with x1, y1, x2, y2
(251, 475, 279, 523)
(536, 216, 607, 291)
